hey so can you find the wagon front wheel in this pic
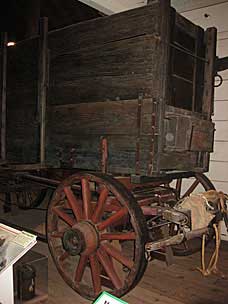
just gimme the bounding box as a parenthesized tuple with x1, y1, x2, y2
(46, 172, 148, 300)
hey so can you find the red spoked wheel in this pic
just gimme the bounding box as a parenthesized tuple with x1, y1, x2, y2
(46, 172, 148, 300)
(171, 173, 216, 256)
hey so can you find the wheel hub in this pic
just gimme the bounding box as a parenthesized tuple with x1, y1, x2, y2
(63, 221, 99, 256)
(62, 229, 85, 256)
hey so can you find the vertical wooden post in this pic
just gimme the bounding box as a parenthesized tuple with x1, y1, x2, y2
(38, 17, 48, 166)
(151, 0, 170, 175)
(0, 32, 7, 161)
(202, 27, 217, 119)
(202, 27, 217, 171)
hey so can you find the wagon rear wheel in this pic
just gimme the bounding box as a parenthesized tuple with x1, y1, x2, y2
(171, 172, 216, 256)
(46, 172, 148, 300)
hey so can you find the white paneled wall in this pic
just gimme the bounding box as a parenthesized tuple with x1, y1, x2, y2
(180, 1, 228, 240)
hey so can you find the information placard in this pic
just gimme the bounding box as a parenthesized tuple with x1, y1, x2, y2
(94, 291, 128, 304)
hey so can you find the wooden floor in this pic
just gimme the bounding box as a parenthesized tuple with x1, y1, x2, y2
(46, 242, 228, 304)
(1, 207, 228, 304)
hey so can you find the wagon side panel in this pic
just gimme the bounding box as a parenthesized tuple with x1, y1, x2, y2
(6, 38, 40, 164)
(46, 2, 168, 175)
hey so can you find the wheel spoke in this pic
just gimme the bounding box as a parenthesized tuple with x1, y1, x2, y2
(89, 255, 101, 295)
(81, 178, 92, 219)
(97, 207, 128, 231)
(59, 251, 69, 262)
(92, 188, 109, 224)
(52, 207, 76, 227)
(102, 243, 134, 269)
(100, 232, 136, 241)
(182, 179, 200, 198)
(74, 255, 88, 284)
(97, 248, 122, 289)
(64, 186, 82, 221)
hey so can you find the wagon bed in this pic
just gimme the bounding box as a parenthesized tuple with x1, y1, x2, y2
(1, 0, 215, 178)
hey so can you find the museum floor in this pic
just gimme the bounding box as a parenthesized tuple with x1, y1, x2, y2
(1, 206, 228, 304)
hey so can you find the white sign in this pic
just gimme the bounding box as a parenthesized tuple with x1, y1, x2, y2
(94, 291, 128, 304)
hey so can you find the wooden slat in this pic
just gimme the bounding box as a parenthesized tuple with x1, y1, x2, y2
(47, 99, 153, 136)
(48, 4, 160, 57)
(48, 74, 157, 106)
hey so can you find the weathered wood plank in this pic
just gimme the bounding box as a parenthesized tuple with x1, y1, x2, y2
(202, 27, 217, 118)
(48, 74, 159, 105)
(48, 4, 161, 57)
(160, 151, 199, 171)
(46, 133, 151, 174)
(49, 35, 160, 105)
(50, 35, 158, 80)
(46, 98, 153, 174)
(47, 99, 153, 136)
(6, 105, 39, 163)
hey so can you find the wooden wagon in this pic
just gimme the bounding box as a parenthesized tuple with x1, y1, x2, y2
(1, 0, 228, 300)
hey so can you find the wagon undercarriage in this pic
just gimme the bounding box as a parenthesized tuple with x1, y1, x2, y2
(0, 169, 226, 300)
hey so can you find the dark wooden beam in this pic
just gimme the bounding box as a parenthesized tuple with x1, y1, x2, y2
(0, 33, 7, 161)
(38, 18, 49, 166)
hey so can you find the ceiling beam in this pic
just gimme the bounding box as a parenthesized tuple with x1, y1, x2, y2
(78, 0, 147, 15)
(79, 0, 228, 16)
